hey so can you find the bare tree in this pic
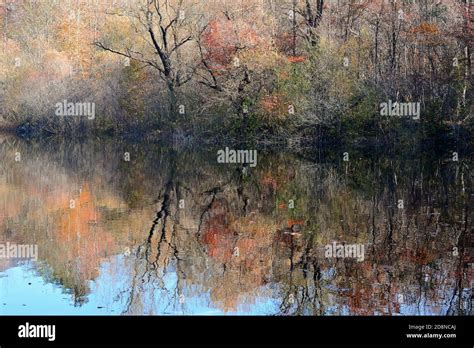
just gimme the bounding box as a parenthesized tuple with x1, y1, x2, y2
(94, 0, 196, 121)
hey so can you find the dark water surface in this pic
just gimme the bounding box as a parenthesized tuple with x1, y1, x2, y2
(0, 136, 472, 315)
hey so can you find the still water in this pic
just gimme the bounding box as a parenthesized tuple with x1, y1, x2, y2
(0, 136, 472, 315)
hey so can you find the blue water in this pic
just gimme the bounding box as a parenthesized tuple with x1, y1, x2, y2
(0, 255, 281, 315)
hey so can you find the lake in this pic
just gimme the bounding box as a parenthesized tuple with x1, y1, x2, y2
(0, 135, 472, 315)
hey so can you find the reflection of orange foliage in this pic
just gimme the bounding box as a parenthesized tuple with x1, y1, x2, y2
(287, 220, 304, 228)
(201, 199, 277, 312)
(0, 154, 156, 300)
(341, 263, 388, 315)
(55, 184, 115, 280)
(201, 199, 234, 262)
(288, 56, 306, 63)
(400, 247, 437, 265)
(259, 165, 296, 197)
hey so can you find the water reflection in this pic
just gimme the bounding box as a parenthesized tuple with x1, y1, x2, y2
(0, 135, 472, 315)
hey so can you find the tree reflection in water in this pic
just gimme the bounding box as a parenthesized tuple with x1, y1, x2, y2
(0, 136, 471, 315)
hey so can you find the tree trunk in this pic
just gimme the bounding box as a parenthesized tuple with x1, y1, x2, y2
(166, 78, 177, 123)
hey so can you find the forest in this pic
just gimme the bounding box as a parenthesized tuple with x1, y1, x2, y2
(0, 1, 472, 318)
(0, 0, 472, 147)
